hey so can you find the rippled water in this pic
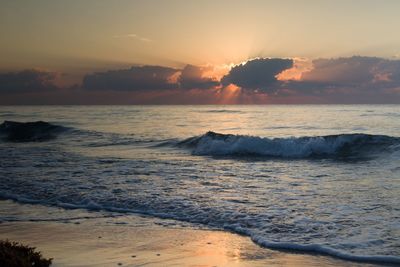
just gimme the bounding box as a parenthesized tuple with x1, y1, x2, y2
(0, 105, 399, 264)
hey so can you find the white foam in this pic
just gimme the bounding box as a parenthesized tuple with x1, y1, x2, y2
(252, 236, 400, 264)
(181, 131, 398, 158)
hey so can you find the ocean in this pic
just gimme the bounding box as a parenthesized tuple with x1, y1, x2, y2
(0, 105, 399, 264)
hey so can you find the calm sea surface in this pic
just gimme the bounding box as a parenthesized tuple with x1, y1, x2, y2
(0, 105, 399, 264)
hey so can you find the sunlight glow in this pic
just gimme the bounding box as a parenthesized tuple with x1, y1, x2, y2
(217, 84, 241, 104)
(276, 58, 313, 81)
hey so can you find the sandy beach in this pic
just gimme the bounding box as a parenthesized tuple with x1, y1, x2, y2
(0, 201, 384, 267)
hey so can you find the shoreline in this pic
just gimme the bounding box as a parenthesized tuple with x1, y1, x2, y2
(0, 201, 385, 267)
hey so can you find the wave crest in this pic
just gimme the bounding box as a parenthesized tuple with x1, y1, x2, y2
(0, 120, 67, 142)
(177, 131, 399, 158)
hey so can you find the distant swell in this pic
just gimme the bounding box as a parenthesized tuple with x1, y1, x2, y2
(176, 131, 399, 158)
(200, 109, 244, 114)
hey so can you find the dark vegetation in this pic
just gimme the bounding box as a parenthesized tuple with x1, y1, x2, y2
(0, 240, 52, 267)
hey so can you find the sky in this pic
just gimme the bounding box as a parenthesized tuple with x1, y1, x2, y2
(1, 0, 400, 104)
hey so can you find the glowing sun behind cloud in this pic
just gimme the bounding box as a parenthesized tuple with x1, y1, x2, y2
(215, 84, 242, 104)
(276, 58, 313, 81)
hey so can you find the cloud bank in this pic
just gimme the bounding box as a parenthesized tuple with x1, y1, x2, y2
(82, 65, 179, 91)
(1, 56, 400, 104)
(281, 56, 400, 102)
(82, 64, 221, 91)
(0, 69, 58, 93)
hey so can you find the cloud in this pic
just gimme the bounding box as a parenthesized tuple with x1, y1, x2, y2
(301, 56, 382, 85)
(306, 56, 400, 86)
(1, 56, 400, 104)
(277, 56, 400, 102)
(178, 64, 220, 89)
(221, 58, 293, 92)
(82, 64, 222, 92)
(113, 33, 152, 42)
(0, 69, 58, 93)
(82, 65, 179, 91)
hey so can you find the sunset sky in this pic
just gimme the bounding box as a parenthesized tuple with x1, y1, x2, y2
(1, 0, 400, 104)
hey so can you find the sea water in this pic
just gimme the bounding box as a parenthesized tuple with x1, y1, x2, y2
(0, 105, 399, 264)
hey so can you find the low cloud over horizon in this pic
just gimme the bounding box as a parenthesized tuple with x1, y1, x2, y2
(1, 56, 400, 104)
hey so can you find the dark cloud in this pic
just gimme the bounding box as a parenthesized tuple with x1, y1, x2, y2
(178, 64, 220, 89)
(82, 64, 221, 92)
(0, 69, 58, 93)
(221, 58, 293, 92)
(82, 65, 179, 91)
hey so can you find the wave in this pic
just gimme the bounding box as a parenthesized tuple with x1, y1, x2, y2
(251, 237, 400, 265)
(200, 109, 244, 114)
(0, 120, 162, 147)
(175, 131, 399, 158)
(0, 120, 68, 142)
(2, 193, 400, 265)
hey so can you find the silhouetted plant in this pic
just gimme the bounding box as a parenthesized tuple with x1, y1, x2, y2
(0, 240, 52, 267)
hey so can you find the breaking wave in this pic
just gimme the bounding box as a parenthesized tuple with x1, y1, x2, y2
(176, 131, 400, 158)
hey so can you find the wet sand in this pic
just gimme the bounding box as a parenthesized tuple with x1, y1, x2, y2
(0, 205, 383, 267)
